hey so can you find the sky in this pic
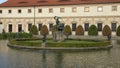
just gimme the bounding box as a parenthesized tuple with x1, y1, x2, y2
(0, 0, 7, 4)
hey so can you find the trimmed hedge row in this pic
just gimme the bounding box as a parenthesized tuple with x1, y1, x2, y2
(9, 39, 110, 47)
(0, 32, 32, 40)
(28, 24, 120, 36)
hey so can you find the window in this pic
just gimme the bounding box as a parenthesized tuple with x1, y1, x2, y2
(84, 23, 89, 31)
(72, 7, 77, 12)
(49, 8, 53, 13)
(0, 10, 2, 14)
(38, 9, 42, 13)
(97, 23, 102, 31)
(60, 8, 64, 13)
(112, 6, 117, 11)
(111, 23, 116, 31)
(72, 23, 76, 31)
(28, 23, 32, 31)
(8, 10, 12, 13)
(8, 24, 12, 32)
(49, 23, 53, 31)
(18, 24, 22, 32)
(18, 9, 22, 13)
(84, 7, 89, 12)
(97, 6, 103, 12)
(38, 24, 42, 31)
(28, 9, 32, 13)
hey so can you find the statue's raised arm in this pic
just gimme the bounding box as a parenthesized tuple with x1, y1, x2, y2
(54, 16, 60, 26)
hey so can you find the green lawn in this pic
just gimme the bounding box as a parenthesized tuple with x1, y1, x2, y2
(9, 39, 110, 47)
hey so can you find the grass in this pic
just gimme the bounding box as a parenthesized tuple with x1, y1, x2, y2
(9, 39, 111, 47)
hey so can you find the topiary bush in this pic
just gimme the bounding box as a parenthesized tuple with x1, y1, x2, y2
(30, 25, 38, 35)
(63, 25, 72, 39)
(88, 25, 98, 35)
(40, 25, 49, 36)
(75, 25, 84, 35)
(102, 25, 111, 36)
(52, 25, 57, 33)
(116, 25, 120, 36)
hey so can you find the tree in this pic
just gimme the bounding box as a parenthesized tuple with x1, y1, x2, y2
(63, 25, 72, 39)
(88, 25, 98, 35)
(40, 25, 49, 36)
(102, 25, 111, 36)
(75, 25, 84, 35)
(116, 25, 120, 36)
(30, 25, 38, 35)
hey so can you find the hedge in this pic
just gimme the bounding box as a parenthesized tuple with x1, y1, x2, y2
(63, 25, 72, 39)
(75, 25, 84, 35)
(116, 25, 120, 36)
(40, 25, 49, 35)
(30, 25, 38, 35)
(102, 25, 111, 36)
(88, 25, 98, 35)
(0, 32, 32, 40)
(9, 39, 110, 47)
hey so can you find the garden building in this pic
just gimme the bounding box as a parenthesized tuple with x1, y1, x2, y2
(0, 0, 120, 35)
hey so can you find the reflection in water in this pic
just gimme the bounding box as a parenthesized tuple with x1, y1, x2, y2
(54, 52, 63, 68)
(0, 40, 120, 68)
(42, 50, 47, 68)
(117, 40, 120, 44)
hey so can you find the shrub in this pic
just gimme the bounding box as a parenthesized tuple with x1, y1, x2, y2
(52, 25, 57, 33)
(30, 25, 38, 35)
(117, 25, 120, 36)
(75, 25, 84, 35)
(40, 25, 49, 35)
(63, 25, 72, 39)
(2, 29, 7, 39)
(0, 32, 32, 40)
(88, 25, 98, 35)
(102, 25, 111, 36)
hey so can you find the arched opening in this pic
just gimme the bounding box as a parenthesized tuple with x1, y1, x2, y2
(8, 23, 12, 32)
(84, 22, 89, 31)
(97, 21, 103, 31)
(72, 21, 77, 31)
(111, 21, 117, 32)
(18, 23, 22, 32)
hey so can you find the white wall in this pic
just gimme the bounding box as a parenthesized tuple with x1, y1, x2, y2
(0, 3, 120, 18)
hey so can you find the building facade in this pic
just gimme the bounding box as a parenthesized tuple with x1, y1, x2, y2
(0, 0, 120, 35)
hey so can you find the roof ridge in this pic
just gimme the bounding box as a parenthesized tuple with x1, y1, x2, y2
(0, 0, 120, 7)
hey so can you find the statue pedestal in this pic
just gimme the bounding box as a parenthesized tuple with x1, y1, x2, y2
(53, 31, 64, 42)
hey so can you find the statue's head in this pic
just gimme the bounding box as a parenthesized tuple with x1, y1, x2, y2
(54, 16, 58, 20)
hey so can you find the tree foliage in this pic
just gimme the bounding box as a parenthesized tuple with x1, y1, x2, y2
(63, 25, 72, 39)
(102, 25, 111, 36)
(88, 25, 98, 35)
(75, 25, 84, 35)
(30, 25, 38, 35)
(117, 25, 120, 36)
(40, 25, 49, 35)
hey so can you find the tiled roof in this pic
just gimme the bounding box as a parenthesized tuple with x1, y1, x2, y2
(0, 0, 120, 7)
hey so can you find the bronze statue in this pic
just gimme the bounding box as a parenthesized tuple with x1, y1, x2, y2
(54, 16, 64, 31)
